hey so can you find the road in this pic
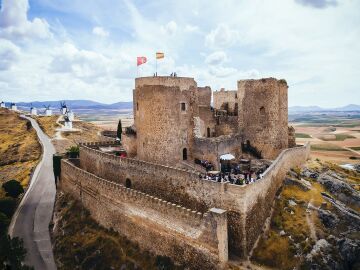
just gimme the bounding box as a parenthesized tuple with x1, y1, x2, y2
(9, 115, 57, 270)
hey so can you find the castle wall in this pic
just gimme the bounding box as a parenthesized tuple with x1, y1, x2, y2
(237, 78, 288, 159)
(213, 90, 238, 114)
(198, 106, 216, 137)
(197, 86, 212, 106)
(78, 142, 310, 257)
(193, 134, 243, 170)
(134, 77, 198, 166)
(122, 133, 137, 157)
(61, 159, 228, 269)
(215, 115, 238, 136)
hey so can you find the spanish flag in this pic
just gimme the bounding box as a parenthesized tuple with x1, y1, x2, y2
(156, 52, 164, 59)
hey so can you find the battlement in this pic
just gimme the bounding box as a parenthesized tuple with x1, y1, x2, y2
(62, 159, 208, 221)
(135, 76, 197, 91)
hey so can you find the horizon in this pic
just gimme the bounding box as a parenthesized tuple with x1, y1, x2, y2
(0, 0, 359, 107)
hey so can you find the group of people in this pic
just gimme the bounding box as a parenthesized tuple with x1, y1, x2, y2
(195, 159, 214, 171)
(201, 171, 263, 185)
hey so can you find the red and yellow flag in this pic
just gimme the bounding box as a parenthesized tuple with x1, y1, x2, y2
(156, 52, 164, 59)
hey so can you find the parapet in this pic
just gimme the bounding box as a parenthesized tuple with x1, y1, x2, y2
(135, 76, 197, 91)
(237, 77, 288, 88)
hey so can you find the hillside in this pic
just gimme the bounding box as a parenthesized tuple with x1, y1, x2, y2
(0, 108, 41, 188)
(251, 160, 360, 270)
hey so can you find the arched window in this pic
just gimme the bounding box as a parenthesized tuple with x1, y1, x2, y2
(182, 148, 188, 160)
(207, 127, 211, 138)
(125, 178, 132, 188)
(260, 106, 266, 124)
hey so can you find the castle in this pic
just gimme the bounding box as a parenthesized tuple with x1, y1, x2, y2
(60, 76, 309, 269)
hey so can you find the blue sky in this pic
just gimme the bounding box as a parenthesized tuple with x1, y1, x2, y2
(0, 0, 359, 107)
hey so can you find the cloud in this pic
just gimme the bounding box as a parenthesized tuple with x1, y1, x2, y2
(161, 21, 177, 36)
(0, 39, 20, 70)
(184, 24, 199, 33)
(92, 26, 109, 37)
(295, 0, 338, 8)
(50, 43, 110, 81)
(205, 51, 227, 65)
(205, 23, 239, 49)
(209, 66, 237, 78)
(0, 0, 51, 40)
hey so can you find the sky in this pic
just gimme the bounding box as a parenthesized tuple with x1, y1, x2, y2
(0, 0, 359, 107)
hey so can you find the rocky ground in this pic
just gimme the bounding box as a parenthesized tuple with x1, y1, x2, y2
(251, 160, 360, 270)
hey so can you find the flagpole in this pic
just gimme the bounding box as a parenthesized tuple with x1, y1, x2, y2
(155, 57, 157, 76)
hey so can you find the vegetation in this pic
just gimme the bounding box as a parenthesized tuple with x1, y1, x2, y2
(35, 115, 60, 137)
(320, 133, 356, 141)
(66, 145, 80, 158)
(117, 119, 122, 141)
(0, 235, 34, 270)
(0, 109, 41, 188)
(53, 193, 182, 270)
(311, 144, 344, 151)
(295, 133, 311, 138)
(2, 180, 24, 198)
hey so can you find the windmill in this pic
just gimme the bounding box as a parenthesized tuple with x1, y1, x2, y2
(67, 110, 75, 121)
(10, 102, 17, 111)
(64, 114, 73, 129)
(0, 101, 5, 108)
(43, 105, 52, 116)
(59, 101, 68, 115)
(30, 103, 37, 115)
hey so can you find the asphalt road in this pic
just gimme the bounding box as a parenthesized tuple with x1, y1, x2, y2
(9, 115, 57, 270)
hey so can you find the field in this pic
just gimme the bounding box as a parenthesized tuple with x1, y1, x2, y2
(0, 108, 41, 190)
(290, 111, 360, 164)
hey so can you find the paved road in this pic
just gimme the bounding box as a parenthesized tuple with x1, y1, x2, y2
(9, 115, 57, 270)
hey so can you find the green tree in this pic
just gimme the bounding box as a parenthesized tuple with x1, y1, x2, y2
(117, 120, 122, 141)
(0, 213, 9, 234)
(0, 198, 16, 218)
(2, 180, 24, 198)
(67, 145, 80, 158)
(0, 235, 34, 270)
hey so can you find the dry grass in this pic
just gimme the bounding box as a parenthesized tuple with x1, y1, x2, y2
(35, 115, 60, 137)
(0, 108, 41, 193)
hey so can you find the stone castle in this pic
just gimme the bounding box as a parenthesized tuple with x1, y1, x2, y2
(60, 76, 310, 269)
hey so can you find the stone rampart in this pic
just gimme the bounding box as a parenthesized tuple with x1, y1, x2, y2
(61, 159, 228, 269)
(77, 141, 310, 257)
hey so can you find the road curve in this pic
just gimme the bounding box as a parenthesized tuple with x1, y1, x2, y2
(9, 115, 57, 270)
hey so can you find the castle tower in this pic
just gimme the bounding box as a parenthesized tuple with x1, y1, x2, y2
(134, 76, 198, 166)
(237, 78, 288, 159)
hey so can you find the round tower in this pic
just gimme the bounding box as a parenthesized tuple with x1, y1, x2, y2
(134, 76, 198, 166)
(237, 78, 288, 159)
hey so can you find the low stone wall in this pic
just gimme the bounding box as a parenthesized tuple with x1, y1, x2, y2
(61, 160, 228, 269)
(77, 141, 310, 257)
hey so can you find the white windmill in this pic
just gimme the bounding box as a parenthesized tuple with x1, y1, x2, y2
(64, 114, 73, 129)
(30, 103, 37, 115)
(67, 110, 75, 121)
(0, 101, 5, 108)
(43, 105, 52, 116)
(60, 101, 68, 115)
(10, 103, 17, 111)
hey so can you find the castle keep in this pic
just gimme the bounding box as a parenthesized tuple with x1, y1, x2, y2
(60, 76, 309, 269)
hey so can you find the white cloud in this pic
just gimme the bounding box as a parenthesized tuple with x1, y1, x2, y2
(161, 21, 177, 36)
(205, 51, 227, 65)
(209, 66, 237, 78)
(205, 23, 239, 49)
(92, 26, 109, 37)
(0, 0, 51, 40)
(0, 39, 20, 70)
(184, 24, 199, 33)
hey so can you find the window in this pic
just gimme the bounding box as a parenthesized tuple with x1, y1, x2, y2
(182, 148, 188, 160)
(207, 127, 211, 138)
(260, 106, 266, 122)
(235, 93, 237, 99)
(181, 102, 186, 111)
(125, 178, 132, 188)
(137, 102, 139, 111)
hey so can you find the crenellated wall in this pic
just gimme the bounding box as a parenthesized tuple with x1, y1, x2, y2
(61, 159, 228, 269)
(74, 141, 310, 257)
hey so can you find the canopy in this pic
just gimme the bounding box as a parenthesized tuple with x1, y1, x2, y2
(220, 153, 235, 160)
